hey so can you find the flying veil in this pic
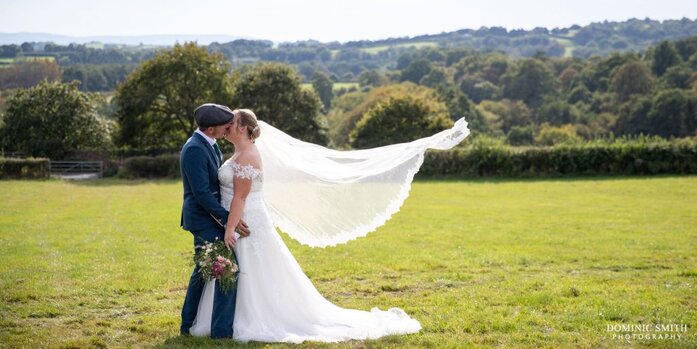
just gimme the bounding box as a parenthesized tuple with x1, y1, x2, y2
(255, 117, 470, 247)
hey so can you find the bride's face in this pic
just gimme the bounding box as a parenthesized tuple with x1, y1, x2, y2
(224, 115, 244, 143)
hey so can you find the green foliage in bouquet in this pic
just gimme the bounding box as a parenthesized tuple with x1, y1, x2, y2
(193, 240, 239, 294)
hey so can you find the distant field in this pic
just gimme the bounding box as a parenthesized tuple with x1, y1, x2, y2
(0, 58, 13, 68)
(0, 56, 56, 67)
(330, 41, 439, 58)
(551, 37, 575, 57)
(0, 177, 695, 348)
(301, 82, 360, 92)
(360, 41, 439, 54)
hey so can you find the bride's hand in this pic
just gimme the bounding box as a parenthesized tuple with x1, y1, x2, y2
(224, 230, 237, 249)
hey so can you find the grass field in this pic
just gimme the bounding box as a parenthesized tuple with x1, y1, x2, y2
(359, 42, 439, 55)
(329, 41, 439, 58)
(301, 82, 360, 93)
(550, 37, 575, 58)
(1, 177, 696, 348)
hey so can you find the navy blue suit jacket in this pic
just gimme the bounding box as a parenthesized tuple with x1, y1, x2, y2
(180, 132, 228, 232)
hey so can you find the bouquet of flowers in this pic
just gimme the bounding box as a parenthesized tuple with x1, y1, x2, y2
(193, 239, 239, 294)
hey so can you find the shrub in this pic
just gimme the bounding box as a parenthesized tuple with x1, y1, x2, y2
(0, 158, 50, 179)
(535, 124, 582, 146)
(507, 125, 535, 146)
(420, 137, 697, 178)
(118, 155, 180, 179)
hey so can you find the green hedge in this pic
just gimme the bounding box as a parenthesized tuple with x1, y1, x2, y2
(115, 139, 697, 179)
(420, 139, 697, 177)
(0, 158, 50, 179)
(118, 155, 180, 179)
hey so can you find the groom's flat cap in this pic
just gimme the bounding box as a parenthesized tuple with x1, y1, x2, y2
(194, 103, 234, 127)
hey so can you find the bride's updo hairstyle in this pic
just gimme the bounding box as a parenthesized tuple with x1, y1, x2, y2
(234, 108, 261, 142)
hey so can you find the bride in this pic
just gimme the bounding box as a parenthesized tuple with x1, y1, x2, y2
(188, 108, 469, 342)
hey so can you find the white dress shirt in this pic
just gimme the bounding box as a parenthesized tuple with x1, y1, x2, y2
(194, 129, 217, 146)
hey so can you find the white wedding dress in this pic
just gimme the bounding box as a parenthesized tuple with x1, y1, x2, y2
(188, 117, 470, 342)
(188, 159, 422, 342)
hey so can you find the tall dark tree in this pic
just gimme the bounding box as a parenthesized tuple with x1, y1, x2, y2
(610, 60, 654, 102)
(400, 59, 432, 83)
(501, 58, 556, 107)
(614, 96, 653, 135)
(311, 71, 333, 113)
(651, 40, 683, 77)
(231, 63, 327, 144)
(114, 43, 233, 148)
(647, 89, 691, 138)
(659, 64, 693, 89)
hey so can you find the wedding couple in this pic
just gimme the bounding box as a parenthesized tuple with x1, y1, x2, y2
(179, 103, 470, 343)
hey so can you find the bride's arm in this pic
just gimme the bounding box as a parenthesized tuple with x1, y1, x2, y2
(224, 175, 251, 249)
(223, 157, 261, 249)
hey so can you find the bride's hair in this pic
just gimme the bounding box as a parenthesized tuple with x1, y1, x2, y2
(233, 108, 261, 142)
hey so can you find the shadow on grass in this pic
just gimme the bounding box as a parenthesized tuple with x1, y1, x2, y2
(154, 336, 384, 349)
(155, 336, 269, 349)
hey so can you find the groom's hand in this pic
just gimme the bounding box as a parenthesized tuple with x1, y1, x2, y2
(236, 220, 251, 237)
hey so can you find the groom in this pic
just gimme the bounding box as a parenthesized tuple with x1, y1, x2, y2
(180, 103, 250, 338)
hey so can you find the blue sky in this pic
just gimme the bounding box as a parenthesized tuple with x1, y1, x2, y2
(1, 0, 696, 42)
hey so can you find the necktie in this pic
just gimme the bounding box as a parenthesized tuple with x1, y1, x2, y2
(212, 142, 223, 166)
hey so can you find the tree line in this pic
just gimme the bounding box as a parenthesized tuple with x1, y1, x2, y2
(1, 34, 696, 159)
(2, 17, 697, 92)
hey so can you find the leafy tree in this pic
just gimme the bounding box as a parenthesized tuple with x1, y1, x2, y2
(610, 60, 654, 102)
(478, 99, 533, 133)
(326, 83, 441, 148)
(501, 58, 556, 107)
(506, 125, 535, 146)
(535, 123, 581, 146)
(358, 70, 388, 87)
(658, 64, 692, 89)
(579, 53, 636, 92)
(231, 62, 326, 144)
(646, 89, 692, 137)
(616, 90, 696, 138)
(350, 95, 452, 148)
(614, 95, 653, 135)
(480, 54, 510, 85)
(459, 78, 498, 103)
(445, 49, 472, 66)
(312, 71, 333, 112)
(19, 42, 34, 53)
(400, 59, 432, 83)
(536, 100, 581, 125)
(559, 67, 579, 91)
(567, 84, 593, 104)
(0, 81, 111, 158)
(651, 40, 683, 77)
(114, 43, 233, 148)
(0, 59, 62, 89)
(419, 68, 447, 88)
(397, 53, 414, 70)
(0, 44, 19, 58)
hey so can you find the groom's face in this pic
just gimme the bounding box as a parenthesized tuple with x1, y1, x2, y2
(209, 121, 233, 139)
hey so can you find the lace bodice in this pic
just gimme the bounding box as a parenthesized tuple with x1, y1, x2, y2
(218, 159, 264, 209)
